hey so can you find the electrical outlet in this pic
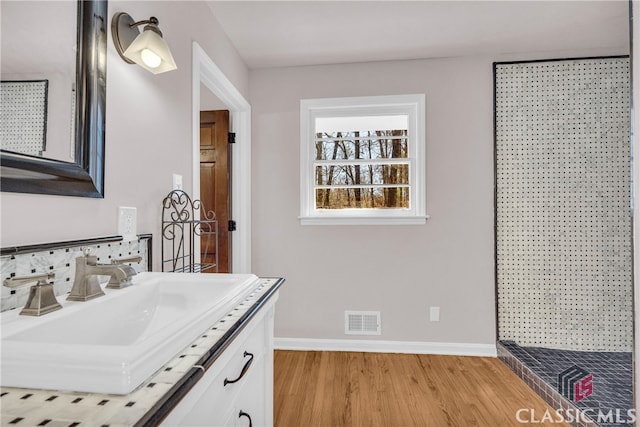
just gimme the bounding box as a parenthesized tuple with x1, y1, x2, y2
(430, 306, 440, 322)
(118, 207, 137, 241)
(172, 173, 183, 190)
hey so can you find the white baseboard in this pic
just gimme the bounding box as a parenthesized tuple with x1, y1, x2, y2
(274, 337, 497, 357)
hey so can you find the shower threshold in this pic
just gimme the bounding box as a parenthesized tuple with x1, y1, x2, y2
(498, 340, 633, 427)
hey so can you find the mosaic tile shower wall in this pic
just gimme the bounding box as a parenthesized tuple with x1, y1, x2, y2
(0, 80, 48, 156)
(0, 236, 150, 313)
(495, 57, 632, 352)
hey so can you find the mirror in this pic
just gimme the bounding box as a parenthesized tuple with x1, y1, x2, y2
(1, 2, 76, 162)
(0, 0, 107, 198)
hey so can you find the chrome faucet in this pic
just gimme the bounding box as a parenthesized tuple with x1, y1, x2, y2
(67, 249, 137, 301)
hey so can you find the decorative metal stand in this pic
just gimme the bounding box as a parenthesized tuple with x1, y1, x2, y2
(162, 189, 218, 273)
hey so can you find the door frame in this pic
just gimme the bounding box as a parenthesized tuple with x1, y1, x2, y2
(191, 42, 251, 273)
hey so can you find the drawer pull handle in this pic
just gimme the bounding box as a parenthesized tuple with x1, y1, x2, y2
(224, 351, 254, 386)
(238, 410, 253, 427)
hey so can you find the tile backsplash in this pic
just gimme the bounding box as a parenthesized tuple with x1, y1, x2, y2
(0, 235, 151, 312)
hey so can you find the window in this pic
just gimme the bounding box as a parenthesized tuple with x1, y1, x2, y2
(300, 94, 426, 225)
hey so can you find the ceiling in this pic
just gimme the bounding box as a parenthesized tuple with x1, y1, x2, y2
(207, 1, 629, 69)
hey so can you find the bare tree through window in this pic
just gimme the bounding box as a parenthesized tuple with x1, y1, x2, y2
(314, 129, 409, 209)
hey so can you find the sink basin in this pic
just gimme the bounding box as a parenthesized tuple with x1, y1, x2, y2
(1, 272, 261, 394)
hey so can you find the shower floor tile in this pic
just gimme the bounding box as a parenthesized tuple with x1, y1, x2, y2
(500, 341, 633, 427)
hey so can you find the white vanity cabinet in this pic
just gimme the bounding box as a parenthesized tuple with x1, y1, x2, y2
(161, 297, 277, 427)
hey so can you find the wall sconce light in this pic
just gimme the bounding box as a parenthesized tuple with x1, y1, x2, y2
(111, 12, 177, 74)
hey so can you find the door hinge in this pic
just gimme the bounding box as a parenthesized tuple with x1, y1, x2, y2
(228, 132, 236, 144)
(228, 220, 237, 232)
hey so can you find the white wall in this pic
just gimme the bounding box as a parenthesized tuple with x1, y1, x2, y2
(0, 1, 249, 273)
(250, 47, 629, 346)
(250, 58, 496, 345)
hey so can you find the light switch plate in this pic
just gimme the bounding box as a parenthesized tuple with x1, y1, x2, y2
(430, 306, 440, 322)
(118, 207, 137, 242)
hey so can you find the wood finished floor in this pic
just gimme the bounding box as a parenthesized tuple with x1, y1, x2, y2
(274, 350, 568, 427)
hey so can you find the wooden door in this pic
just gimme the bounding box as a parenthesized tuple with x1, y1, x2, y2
(200, 110, 231, 272)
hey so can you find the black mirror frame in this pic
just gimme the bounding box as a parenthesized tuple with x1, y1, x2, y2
(0, 0, 107, 198)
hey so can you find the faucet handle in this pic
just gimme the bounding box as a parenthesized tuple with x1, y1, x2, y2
(4, 272, 55, 288)
(4, 273, 62, 316)
(111, 255, 142, 265)
(77, 247, 98, 266)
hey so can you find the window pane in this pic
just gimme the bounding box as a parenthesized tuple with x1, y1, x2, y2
(315, 186, 410, 209)
(316, 115, 407, 133)
(315, 164, 409, 186)
(315, 130, 408, 161)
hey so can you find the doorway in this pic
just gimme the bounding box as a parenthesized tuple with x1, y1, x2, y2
(192, 42, 251, 273)
(200, 110, 231, 272)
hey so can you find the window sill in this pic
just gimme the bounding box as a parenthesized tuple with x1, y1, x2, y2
(299, 215, 429, 226)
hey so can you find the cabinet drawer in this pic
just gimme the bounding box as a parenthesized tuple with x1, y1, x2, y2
(214, 362, 266, 427)
(233, 360, 267, 427)
(220, 319, 266, 386)
(162, 312, 268, 426)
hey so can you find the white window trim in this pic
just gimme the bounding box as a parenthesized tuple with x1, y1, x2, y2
(300, 94, 427, 226)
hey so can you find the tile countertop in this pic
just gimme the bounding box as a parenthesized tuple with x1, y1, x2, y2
(0, 277, 284, 427)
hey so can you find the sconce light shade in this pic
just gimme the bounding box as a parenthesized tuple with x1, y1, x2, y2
(112, 12, 177, 74)
(123, 27, 177, 74)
